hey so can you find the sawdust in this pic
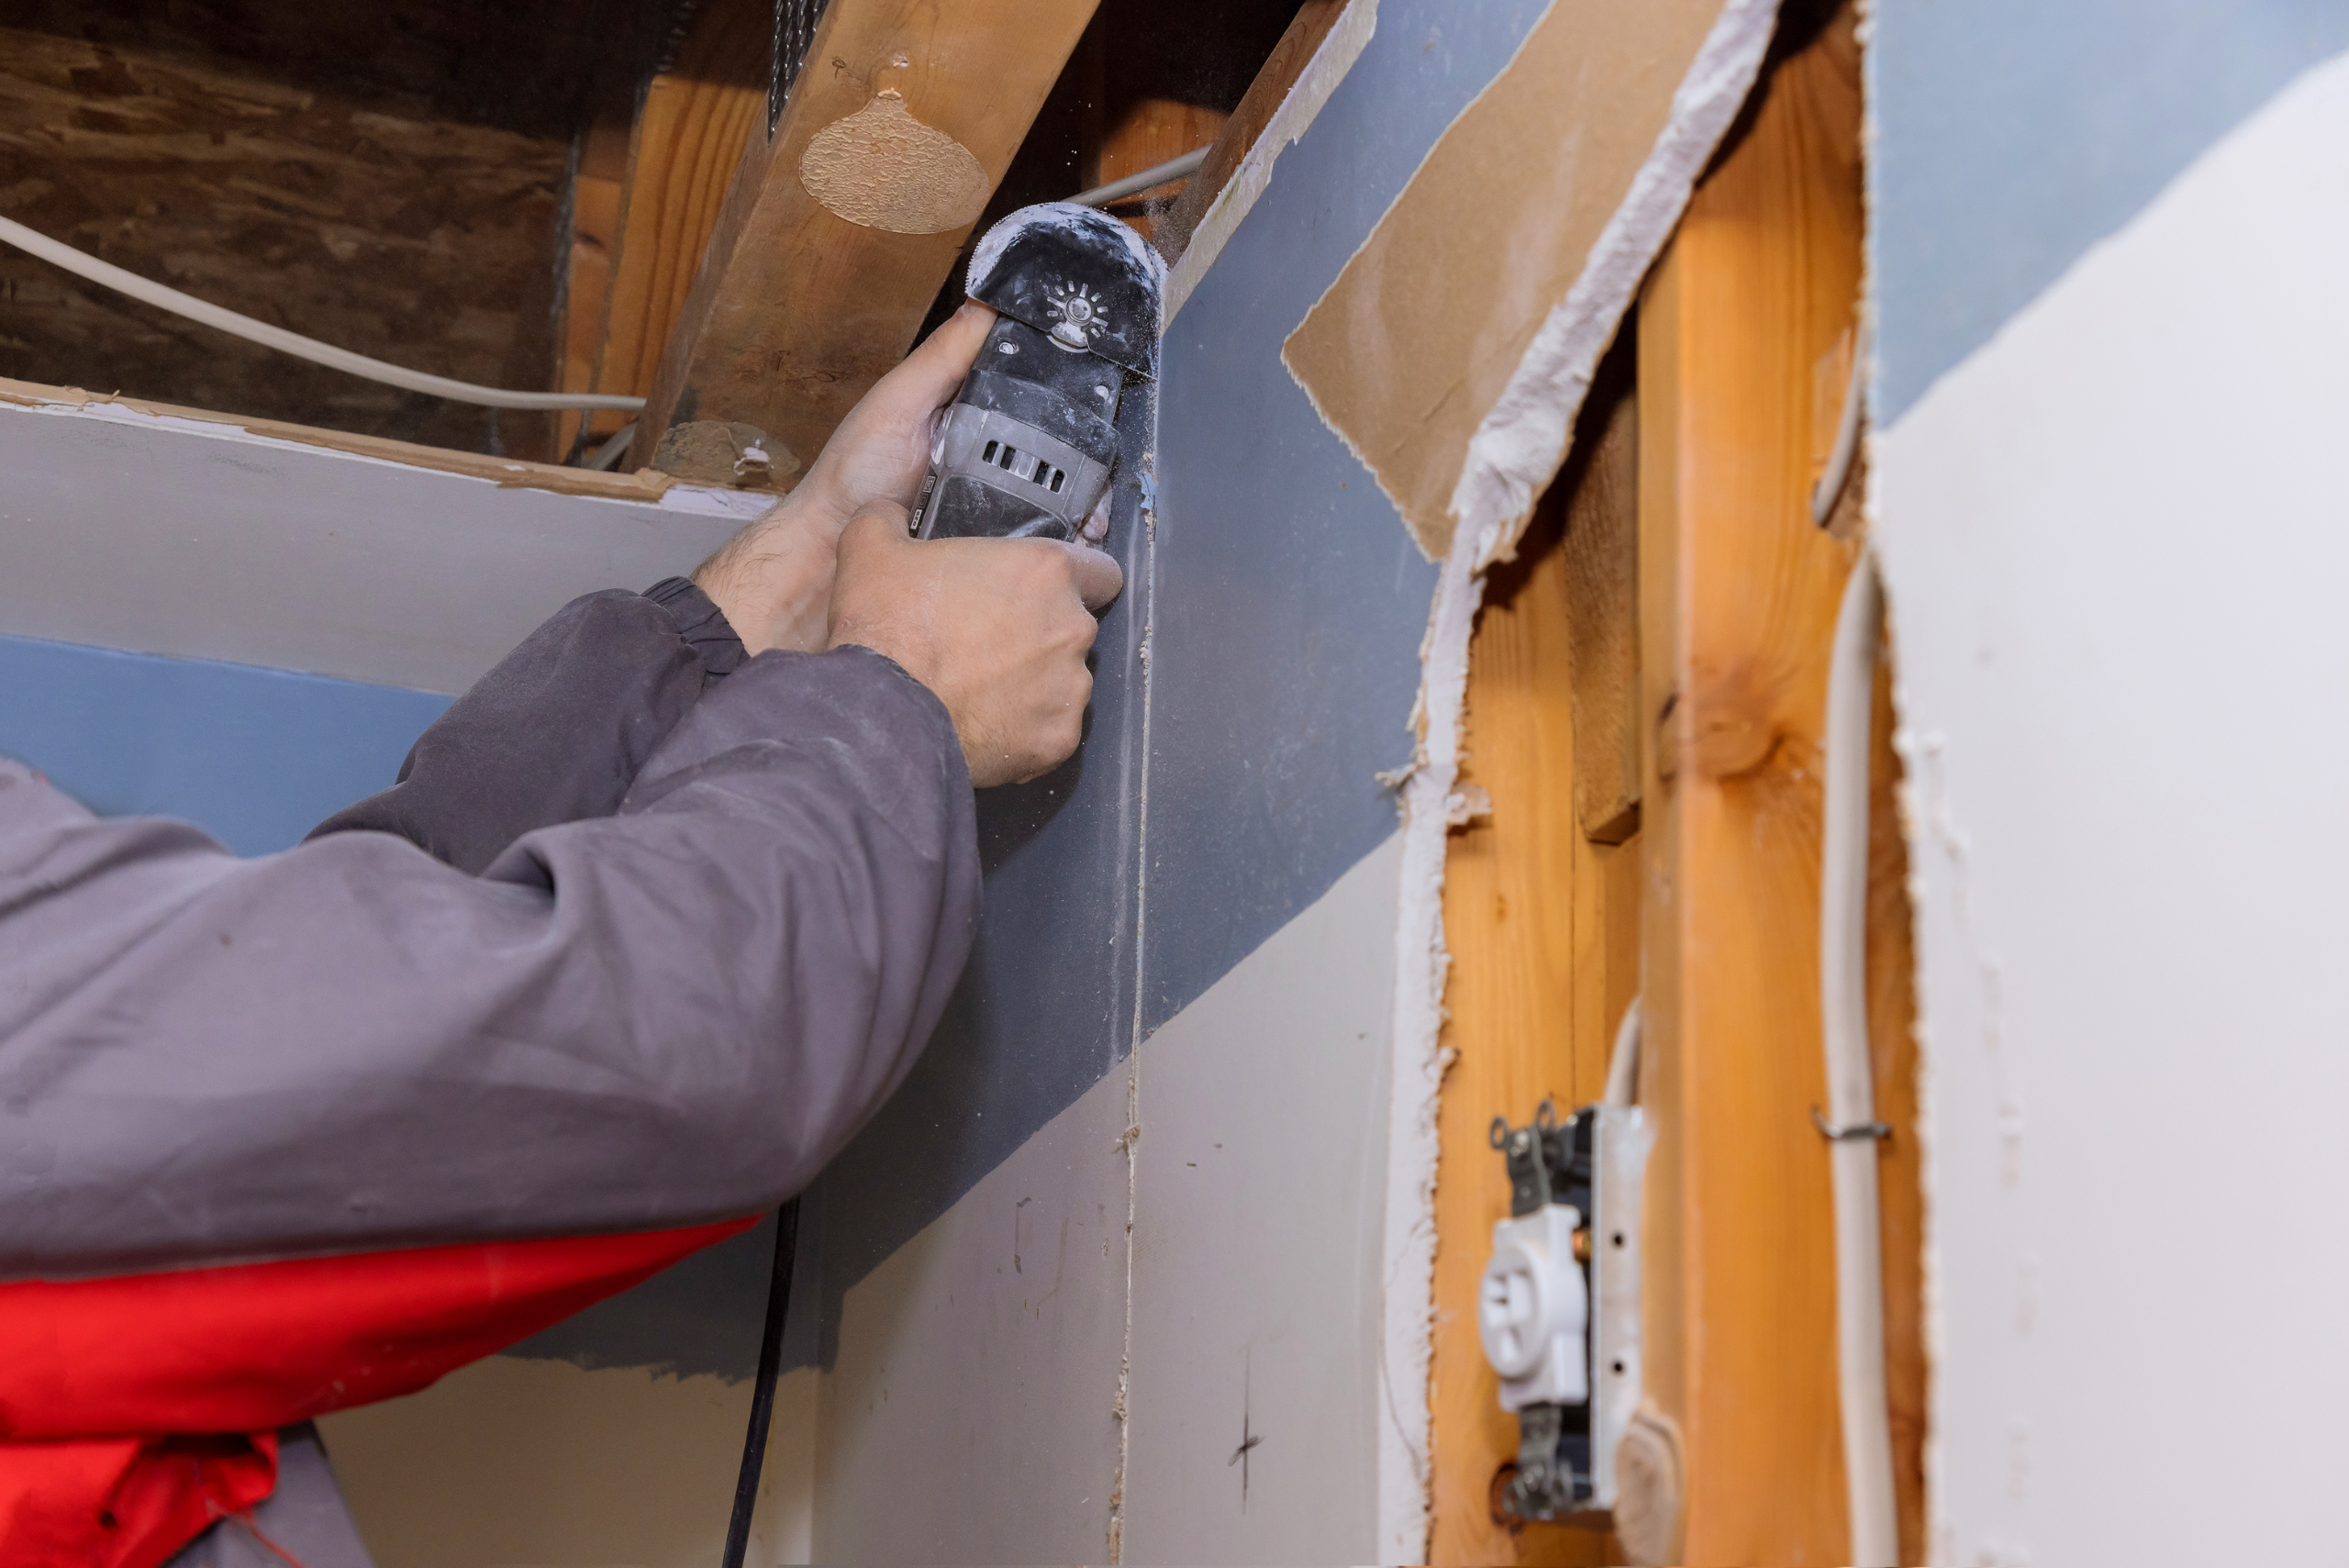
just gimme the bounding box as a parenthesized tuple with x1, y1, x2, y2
(798, 91, 990, 236)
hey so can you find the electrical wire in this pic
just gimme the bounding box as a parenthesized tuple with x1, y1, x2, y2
(1071, 147, 1211, 209)
(583, 423, 639, 471)
(723, 1196, 802, 1568)
(1602, 998, 1642, 1109)
(0, 215, 645, 413)
(1820, 550, 1898, 1567)
(1811, 316, 1872, 526)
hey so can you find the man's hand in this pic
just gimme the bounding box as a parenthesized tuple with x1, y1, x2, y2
(693, 301, 997, 655)
(829, 502, 1124, 787)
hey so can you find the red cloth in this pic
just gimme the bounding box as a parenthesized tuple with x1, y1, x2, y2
(0, 1218, 754, 1568)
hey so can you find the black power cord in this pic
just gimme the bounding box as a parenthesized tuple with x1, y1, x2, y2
(722, 1196, 801, 1568)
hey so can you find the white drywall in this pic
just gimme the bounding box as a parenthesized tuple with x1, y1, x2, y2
(318, 1356, 793, 1568)
(0, 395, 759, 693)
(1123, 831, 1399, 1563)
(809, 835, 1404, 1563)
(817, 1057, 1131, 1563)
(1873, 48, 2349, 1566)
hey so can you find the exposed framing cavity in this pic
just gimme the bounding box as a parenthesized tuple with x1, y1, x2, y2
(1376, 3, 1781, 1557)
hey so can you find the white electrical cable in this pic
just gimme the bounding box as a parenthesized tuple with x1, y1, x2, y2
(1811, 316, 1873, 526)
(584, 422, 639, 472)
(1820, 550, 1898, 1568)
(1070, 146, 1210, 209)
(1602, 998, 1642, 1109)
(0, 215, 646, 412)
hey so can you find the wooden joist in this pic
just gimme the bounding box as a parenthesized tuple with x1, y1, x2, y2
(1632, 9, 1922, 1562)
(580, 0, 772, 451)
(1150, 0, 1351, 261)
(628, 0, 1103, 473)
(1429, 370, 1643, 1566)
(555, 119, 630, 457)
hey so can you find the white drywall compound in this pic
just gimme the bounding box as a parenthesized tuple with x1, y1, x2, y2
(1872, 47, 2349, 1565)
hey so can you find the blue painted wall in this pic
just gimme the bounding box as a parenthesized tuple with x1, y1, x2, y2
(0, 0, 1565, 1378)
(0, 633, 448, 855)
(1141, 0, 1557, 1030)
(1872, 0, 2349, 422)
(807, 0, 1553, 1353)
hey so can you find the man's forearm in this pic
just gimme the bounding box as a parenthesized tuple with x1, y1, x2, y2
(0, 646, 977, 1278)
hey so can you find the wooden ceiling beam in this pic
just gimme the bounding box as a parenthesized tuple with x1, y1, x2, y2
(575, 0, 772, 452)
(1149, 0, 1351, 263)
(629, 0, 1102, 474)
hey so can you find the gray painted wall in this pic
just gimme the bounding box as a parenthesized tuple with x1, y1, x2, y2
(1141, 0, 1548, 1029)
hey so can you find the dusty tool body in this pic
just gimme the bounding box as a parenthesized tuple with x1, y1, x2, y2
(915, 202, 1164, 542)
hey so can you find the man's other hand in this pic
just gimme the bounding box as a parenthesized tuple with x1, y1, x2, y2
(693, 301, 996, 656)
(829, 502, 1124, 788)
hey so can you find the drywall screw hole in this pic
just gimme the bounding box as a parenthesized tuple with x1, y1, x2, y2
(1611, 1230, 1627, 1247)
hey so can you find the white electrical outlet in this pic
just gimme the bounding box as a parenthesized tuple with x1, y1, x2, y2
(1478, 1201, 1589, 1411)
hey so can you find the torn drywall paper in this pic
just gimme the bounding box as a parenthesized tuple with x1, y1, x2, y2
(1368, 1, 1780, 1559)
(1284, 0, 1737, 564)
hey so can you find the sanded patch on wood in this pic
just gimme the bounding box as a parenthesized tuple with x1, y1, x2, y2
(631, 0, 1100, 469)
(1282, 0, 1724, 561)
(799, 92, 990, 234)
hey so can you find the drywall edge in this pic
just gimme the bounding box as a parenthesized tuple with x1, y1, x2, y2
(0, 384, 773, 521)
(1373, 3, 1780, 1558)
(1160, 0, 1381, 328)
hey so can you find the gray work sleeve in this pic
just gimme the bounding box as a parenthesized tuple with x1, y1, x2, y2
(311, 578, 744, 873)
(0, 646, 978, 1278)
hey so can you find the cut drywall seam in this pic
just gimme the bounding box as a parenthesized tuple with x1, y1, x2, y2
(1107, 457, 1162, 1566)
(1374, 2, 1780, 1559)
(1161, 0, 1379, 328)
